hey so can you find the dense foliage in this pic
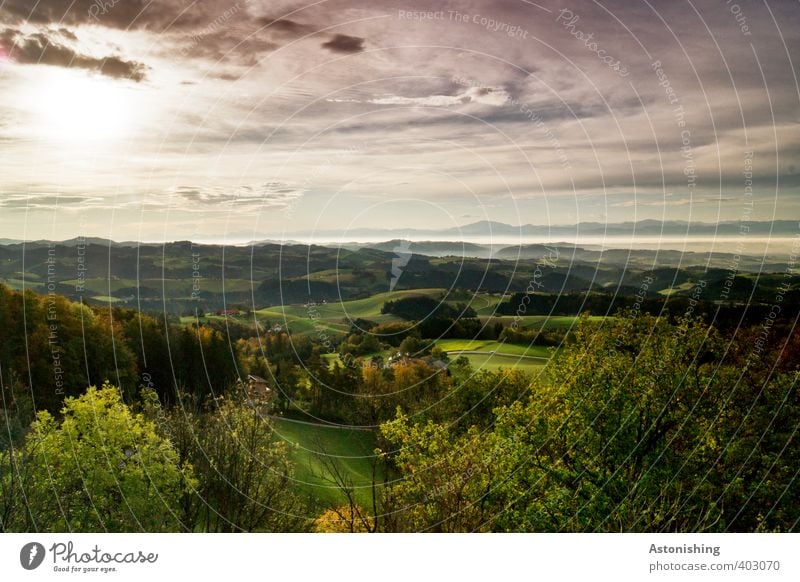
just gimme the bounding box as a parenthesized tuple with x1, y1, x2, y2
(1, 384, 193, 532)
(379, 314, 799, 532)
(0, 284, 243, 412)
(1, 282, 797, 533)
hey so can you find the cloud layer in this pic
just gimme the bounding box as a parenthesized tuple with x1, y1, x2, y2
(0, 0, 798, 240)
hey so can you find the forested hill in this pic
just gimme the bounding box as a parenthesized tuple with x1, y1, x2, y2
(0, 284, 241, 413)
(0, 240, 795, 315)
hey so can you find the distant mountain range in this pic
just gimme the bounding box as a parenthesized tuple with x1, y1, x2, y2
(2, 220, 797, 251)
(300, 219, 800, 239)
(0, 233, 795, 314)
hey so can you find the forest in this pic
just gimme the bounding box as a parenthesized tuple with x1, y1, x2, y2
(1, 280, 797, 533)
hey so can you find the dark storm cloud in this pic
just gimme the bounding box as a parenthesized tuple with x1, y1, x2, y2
(2, 28, 148, 81)
(321, 34, 365, 54)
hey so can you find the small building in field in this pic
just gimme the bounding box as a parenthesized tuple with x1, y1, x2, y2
(217, 309, 241, 316)
(246, 374, 271, 401)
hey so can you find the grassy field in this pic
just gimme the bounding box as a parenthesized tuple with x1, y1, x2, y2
(90, 295, 124, 303)
(658, 281, 697, 296)
(435, 339, 553, 373)
(60, 277, 256, 297)
(478, 314, 604, 331)
(456, 293, 506, 316)
(455, 352, 548, 373)
(0, 278, 45, 291)
(435, 339, 552, 358)
(255, 288, 449, 336)
(254, 290, 578, 338)
(258, 288, 444, 319)
(271, 417, 379, 508)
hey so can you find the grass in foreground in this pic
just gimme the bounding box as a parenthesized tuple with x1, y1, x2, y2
(271, 417, 379, 509)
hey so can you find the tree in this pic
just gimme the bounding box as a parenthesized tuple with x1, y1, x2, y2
(2, 384, 194, 532)
(380, 414, 501, 532)
(311, 437, 380, 533)
(164, 391, 306, 532)
(314, 505, 374, 533)
(398, 336, 430, 357)
(379, 313, 799, 532)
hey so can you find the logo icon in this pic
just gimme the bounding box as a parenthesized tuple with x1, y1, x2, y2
(20, 542, 46, 570)
(390, 240, 412, 291)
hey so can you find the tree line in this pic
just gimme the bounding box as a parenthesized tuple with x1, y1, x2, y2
(0, 284, 243, 414)
(1, 283, 797, 532)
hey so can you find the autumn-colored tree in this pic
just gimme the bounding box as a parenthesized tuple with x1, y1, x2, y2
(314, 505, 374, 532)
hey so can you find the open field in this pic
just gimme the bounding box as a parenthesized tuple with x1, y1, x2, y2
(257, 288, 445, 319)
(455, 352, 548, 373)
(435, 339, 552, 358)
(0, 278, 45, 291)
(478, 314, 606, 331)
(458, 293, 507, 315)
(254, 290, 595, 338)
(658, 281, 697, 296)
(271, 417, 379, 508)
(436, 339, 553, 372)
(255, 289, 448, 335)
(91, 295, 124, 303)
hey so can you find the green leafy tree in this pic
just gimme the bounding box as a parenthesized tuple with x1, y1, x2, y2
(164, 392, 306, 532)
(380, 314, 799, 532)
(380, 414, 502, 532)
(1, 384, 194, 532)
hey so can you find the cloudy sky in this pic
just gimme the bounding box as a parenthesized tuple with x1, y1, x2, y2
(0, 0, 799, 242)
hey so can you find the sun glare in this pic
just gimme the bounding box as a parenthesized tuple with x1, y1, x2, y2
(29, 69, 135, 143)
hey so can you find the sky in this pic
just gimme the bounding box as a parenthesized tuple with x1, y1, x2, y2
(0, 0, 799, 242)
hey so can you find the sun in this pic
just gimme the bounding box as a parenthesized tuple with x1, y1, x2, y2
(28, 69, 136, 143)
